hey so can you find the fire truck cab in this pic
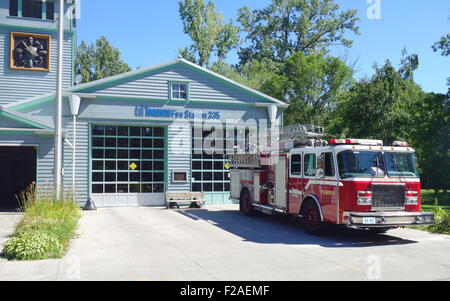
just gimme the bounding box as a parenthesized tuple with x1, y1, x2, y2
(228, 125, 435, 235)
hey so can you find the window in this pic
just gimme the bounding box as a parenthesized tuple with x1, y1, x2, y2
(9, 0, 55, 20)
(170, 82, 188, 100)
(290, 154, 302, 176)
(9, 0, 18, 16)
(323, 152, 336, 177)
(304, 153, 316, 177)
(91, 125, 166, 194)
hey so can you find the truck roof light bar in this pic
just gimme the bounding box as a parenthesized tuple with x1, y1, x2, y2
(329, 139, 383, 146)
(392, 141, 409, 147)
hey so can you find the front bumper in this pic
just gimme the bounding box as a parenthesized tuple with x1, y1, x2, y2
(344, 211, 435, 228)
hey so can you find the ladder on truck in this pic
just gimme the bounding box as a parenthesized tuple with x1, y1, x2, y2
(227, 124, 326, 168)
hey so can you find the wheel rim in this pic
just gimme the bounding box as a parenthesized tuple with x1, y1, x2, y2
(306, 207, 318, 228)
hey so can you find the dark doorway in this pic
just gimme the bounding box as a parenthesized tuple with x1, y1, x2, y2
(0, 146, 37, 211)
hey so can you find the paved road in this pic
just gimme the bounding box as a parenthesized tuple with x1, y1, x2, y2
(1, 205, 449, 281)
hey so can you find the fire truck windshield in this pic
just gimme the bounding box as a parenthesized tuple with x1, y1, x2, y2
(337, 150, 385, 179)
(337, 150, 419, 179)
(384, 152, 419, 177)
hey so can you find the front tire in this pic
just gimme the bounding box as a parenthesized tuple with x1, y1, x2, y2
(301, 200, 325, 235)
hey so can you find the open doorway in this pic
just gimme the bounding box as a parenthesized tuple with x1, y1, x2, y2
(0, 146, 37, 211)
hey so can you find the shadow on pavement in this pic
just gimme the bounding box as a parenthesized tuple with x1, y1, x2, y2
(175, 208, 418, 248)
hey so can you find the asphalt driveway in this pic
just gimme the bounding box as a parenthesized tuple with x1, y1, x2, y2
(1, 204, 449, 280)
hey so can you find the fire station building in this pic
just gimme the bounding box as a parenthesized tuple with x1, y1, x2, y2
(0, 0, 286, 208)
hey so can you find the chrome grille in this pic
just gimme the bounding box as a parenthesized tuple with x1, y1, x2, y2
(371, 184, 405, 209)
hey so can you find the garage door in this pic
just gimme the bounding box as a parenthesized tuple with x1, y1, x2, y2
(0, 146, 36, 210)
(90, 125, 166, 207)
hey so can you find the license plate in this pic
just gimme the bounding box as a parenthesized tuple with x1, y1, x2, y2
(363, 217, 376, 224)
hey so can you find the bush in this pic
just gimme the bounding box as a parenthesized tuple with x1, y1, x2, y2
(1, 185, 80, 260)
(428, 207, 450, 234)
(2, 231, 63, 260)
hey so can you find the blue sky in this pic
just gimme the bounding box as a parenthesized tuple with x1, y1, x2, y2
(77, 0, 450, 94)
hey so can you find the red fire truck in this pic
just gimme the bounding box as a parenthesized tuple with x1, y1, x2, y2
(228, 124, 434, 235)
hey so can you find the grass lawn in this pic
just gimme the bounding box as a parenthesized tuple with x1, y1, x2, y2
(408, 189, 450, 235)
(421, 189, 450, 211)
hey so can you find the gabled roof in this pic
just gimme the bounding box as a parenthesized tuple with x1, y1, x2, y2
(0, 106, 54, 130)
(67, 58, 287, 107)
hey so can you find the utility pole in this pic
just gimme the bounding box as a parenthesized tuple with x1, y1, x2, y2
(54, 0, 64, 199)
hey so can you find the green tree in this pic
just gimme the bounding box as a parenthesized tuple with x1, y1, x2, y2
(328, 58, 423, 144)
(74, 36, 131, 84)
(432, 33, 450, 57)
(409, 93, 450, 191)
(178, 0, 240, 68)
(432, 33, 450, 96)
(282, 51, 354, 125)
(237, 0, 360, 64)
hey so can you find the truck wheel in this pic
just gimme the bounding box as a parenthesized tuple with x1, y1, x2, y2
(240, 190, 255, 216)
(301, 200, 325, 235)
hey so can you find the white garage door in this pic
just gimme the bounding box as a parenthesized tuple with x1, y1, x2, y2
(90, 125, 166, 207)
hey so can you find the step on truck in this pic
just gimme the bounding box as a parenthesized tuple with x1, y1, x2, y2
(228, 124, 434, 235)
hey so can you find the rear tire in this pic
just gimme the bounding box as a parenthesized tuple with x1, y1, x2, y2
(240, 190, 256, 216)
(301, 200, 325, 235)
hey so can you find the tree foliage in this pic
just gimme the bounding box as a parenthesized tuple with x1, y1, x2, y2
(328, 59, 423, 144)
(74, 36, 131, 84)
(178, 0, 240, 67)
(409, 93, 450, 190)
(237, 0, 360, 64)
(432, 33, 450, 57)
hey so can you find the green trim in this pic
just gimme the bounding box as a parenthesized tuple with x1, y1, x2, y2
(0, 130, 34, 135)
(0, 23, 75, 35)
(72, 65, 174, 93)
(88, 123, 92, 197)
(69, 59, 283, 106)
(0, 111, 53, 130)
(18, 0, 22, 17)
(164, 126, 169, 192)
(42, 1, 47, 20)
(180, 62, 273, 104)
(8, 95, 55, 112)
(94, 95, 257, 107)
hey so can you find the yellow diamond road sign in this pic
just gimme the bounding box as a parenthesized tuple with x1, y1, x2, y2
(129, 162, 138, 170)
(224, 162, 231, 170)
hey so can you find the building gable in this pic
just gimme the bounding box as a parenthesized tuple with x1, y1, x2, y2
(68, 59, 287, 107)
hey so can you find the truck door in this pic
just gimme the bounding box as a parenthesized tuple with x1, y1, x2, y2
(317, 151, 339, 223)
(288, 153, 303, 214)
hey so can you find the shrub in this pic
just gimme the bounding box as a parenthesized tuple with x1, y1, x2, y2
(428, 207, 450, 234)
(2, 231, 64, 260)
(1, 184, 81, 261)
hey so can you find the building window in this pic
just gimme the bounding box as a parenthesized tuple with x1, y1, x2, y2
(91, 125, 166, 194)
(9, 0, 18, 16)
(22, 0, 42, 19)
(45, 1, 54, 20)
(9, 0, 55, 20)
(170, 82, 189, 100)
